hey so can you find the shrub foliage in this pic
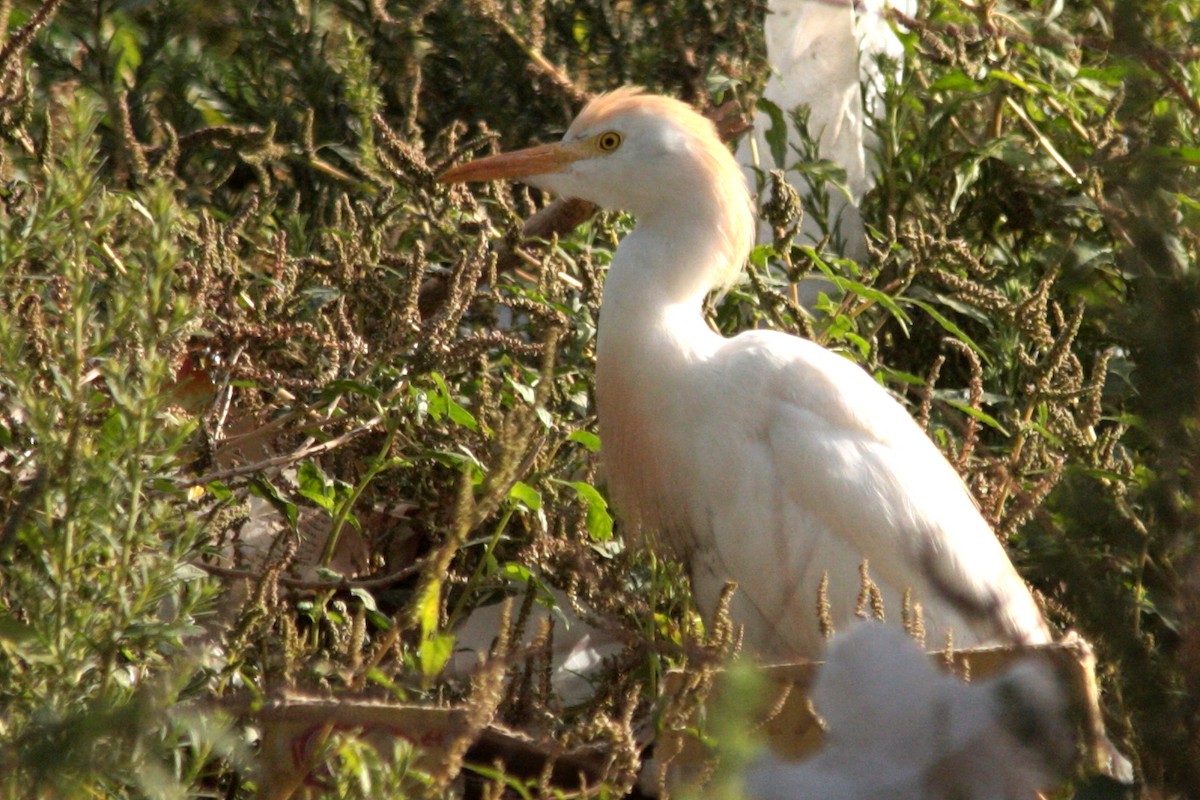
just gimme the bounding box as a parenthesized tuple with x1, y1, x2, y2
(0, 0, 1197, 797)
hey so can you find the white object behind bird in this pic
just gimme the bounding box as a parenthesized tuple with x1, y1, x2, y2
(447, 589, 624, 707)
(742, 623, 1075, 800)
(738, 0, 913, 260)
(439, 88, 1051, 661)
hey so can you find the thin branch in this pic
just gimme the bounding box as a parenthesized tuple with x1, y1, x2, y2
(468, 1, 588, 106)
(193, 559, 425, 591)
(179, 414, 384, 488)
(184, 378, 409, 488)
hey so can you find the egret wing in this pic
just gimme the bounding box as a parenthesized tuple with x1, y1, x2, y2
(686, 331, 1048, 657)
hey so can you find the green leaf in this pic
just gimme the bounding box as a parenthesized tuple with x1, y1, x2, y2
(943, 399, 1010, 436)
(431, 373, 479, 431)
(1027, 418, 1063, 446)
(500, 562, 534, 582)
(989, 69, 1035, 92)
(903, 298, 991, 365)
(509, 381, 536, 405)
(425, 379, 447, 420)
(1152, 145, 1200, 165)
(759, 98, 789, 169)
(414, 576, 453, 677)
(448, 398, 479, 430)
(366, 610, 392, 631)
(323, 379, 382, 400)
(297, 460, 335, 512)
(350, 587, 378, 612)
(930, 70, 980, 92)
(0, 616, 37, 647)
(419, 631, 455, 678)
(430, 446, 486, 483)
(415, 580, 441, 638)
(172, 563, 208, 582)
(365, 667, 401, 694)
(1174, 192, 1200, 212)
(205, 480, 234, 502)
(109, 23, 143, 87)
(814, 263, 912, 334)
(572, 9, 590, 49)
(508, 480, 543, 511)
(249, 476, 299, 528)
(557, 480, 613, 542)
(568, 430, 601, 451)
(301, 284, 342, 312)
(843, 331, 871, 359)
(748, 244, 773, 269)
(1075, 64, 1130, 83)
(463, 763, 536, 800)
(877, 366, 926, 386)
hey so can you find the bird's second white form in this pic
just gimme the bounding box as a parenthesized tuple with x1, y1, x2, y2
(439, 88, 1051, 660)
(737, 0, 914, 260)
(742, 623, 1074, 800)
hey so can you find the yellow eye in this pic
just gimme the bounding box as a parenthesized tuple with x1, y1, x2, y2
(596, 131, 622, 152)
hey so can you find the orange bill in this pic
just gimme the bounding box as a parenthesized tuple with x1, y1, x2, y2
(438, 141, 584, 184)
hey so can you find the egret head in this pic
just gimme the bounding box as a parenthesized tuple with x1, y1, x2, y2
(439, 87, 753, 281)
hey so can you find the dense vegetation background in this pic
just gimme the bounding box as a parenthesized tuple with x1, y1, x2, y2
(0, 0, 1197, 797)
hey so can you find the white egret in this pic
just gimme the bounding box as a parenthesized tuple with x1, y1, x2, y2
(738, 0, 913, 260)
(440, 88, 1051, 660)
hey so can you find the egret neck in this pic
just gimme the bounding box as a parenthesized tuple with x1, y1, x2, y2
(596, 203, 742, 547)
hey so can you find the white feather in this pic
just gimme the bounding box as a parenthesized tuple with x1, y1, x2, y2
(743, 624, 1073, 800)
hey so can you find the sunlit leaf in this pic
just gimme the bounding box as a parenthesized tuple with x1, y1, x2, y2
(508, 480, 542, 511)
(568, 430, 601, 451)
(297, 460, 335, 512)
